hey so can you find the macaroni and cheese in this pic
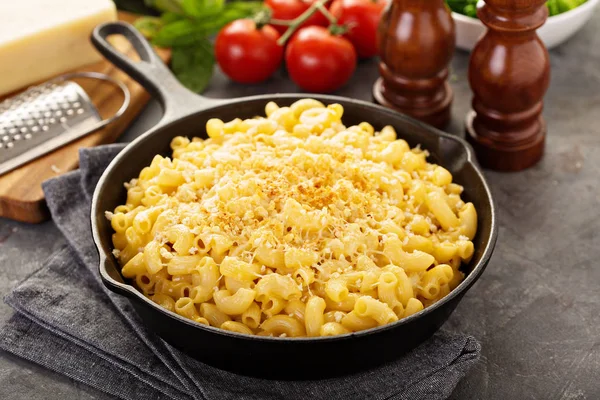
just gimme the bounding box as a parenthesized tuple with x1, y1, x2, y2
(107, 99, 477, 337)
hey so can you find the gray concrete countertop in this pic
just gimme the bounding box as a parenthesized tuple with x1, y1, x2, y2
(1, 11, 599, 400)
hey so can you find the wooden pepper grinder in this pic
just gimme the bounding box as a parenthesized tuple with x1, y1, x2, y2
(373, 0, 455, 129)
(466, 0, 550, 171)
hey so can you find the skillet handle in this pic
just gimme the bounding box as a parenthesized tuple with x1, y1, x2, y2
(91, 22, 220, 124)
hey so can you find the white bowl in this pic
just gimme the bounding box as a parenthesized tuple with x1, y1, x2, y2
(453, 0, 599, 51)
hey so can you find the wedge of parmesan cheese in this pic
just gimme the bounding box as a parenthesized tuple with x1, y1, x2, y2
(0, 0, 117, 96)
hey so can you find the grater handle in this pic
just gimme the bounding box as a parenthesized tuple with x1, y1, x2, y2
(91, 22, 220, 125)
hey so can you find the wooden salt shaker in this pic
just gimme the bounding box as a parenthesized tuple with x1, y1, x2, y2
(466, 0, 550, 171)
(373, 0, 455, 129)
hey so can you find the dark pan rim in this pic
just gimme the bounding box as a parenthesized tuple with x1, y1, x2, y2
(91, 93, 498, 343)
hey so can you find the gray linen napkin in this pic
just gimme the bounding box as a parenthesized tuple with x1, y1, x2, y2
(0, 144, 481, 400)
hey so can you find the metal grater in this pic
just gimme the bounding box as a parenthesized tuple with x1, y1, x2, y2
(0, 72, 130, 176)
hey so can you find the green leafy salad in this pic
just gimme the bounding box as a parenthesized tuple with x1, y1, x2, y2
(446, 0, 588, 18)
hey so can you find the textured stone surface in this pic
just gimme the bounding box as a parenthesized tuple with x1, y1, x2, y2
(1, 10, 599, 400)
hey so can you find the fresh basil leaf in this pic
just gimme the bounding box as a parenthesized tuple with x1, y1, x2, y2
(152, 5, 264, 47)
(152, 19, 211, 47)
(171, 41, 215, 93)
(463, 4, 477, 17)
(547, 0, 560, 15)
(182, 0, 225, 18)
(197, 6, 263, 33)
(134, 17, 164, 39)
(161, 11, 183, 24)
(556, 0, 581, 12)
(444, 0, 477, 16)
(224, 1, 264, 12)
(145, 0, 185, 14)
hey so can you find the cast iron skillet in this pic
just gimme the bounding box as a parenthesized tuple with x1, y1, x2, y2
(90, 22, 497, 380)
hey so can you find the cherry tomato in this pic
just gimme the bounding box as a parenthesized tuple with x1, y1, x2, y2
(285, 26, 357, 93)
(215, 19, 283, 84)
(330, 0, 387, 58)
(265, 0, 329, 35)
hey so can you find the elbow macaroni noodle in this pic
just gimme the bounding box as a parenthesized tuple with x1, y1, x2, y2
(107, 99, 478, 337)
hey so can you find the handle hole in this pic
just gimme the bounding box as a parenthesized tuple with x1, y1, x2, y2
(105, 34, 143, 64)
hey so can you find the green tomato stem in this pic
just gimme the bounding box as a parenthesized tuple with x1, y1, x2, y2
(277, 0, 331, 46)
(270, 18, 295, 26)
(316, 3, 338, 25)
(253, 9, 269, 28)
(328, 23, 350, 36)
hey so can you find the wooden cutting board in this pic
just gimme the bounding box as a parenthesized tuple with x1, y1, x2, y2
(0, 12, 170, 224)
